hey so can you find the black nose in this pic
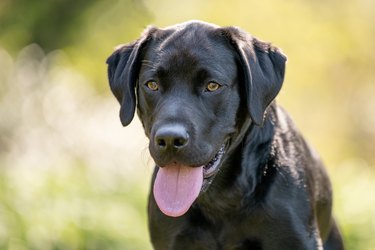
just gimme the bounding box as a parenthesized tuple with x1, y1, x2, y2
(154, 125, 189, 150)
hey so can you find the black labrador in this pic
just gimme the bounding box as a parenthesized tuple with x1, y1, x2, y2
(106, 20, 344, 250)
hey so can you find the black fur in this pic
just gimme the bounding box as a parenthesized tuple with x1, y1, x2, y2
(107, 20, 344, 250)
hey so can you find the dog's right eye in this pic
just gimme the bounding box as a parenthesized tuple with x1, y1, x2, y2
(205, 82, 221, 92)
(145, 81, 159, 91)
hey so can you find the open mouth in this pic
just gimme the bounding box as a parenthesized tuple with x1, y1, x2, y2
(153, 143, 227, 217)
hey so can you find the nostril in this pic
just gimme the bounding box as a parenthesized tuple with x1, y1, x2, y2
(173, 137, 187, 148)
(157, 138, 166, 147)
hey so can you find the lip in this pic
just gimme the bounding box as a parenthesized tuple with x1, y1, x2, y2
(201, 144, 226, 191)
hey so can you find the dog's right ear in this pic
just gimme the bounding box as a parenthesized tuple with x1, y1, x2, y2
(106, 27, 156, 126)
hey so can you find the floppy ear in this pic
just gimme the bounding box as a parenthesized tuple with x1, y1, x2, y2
(106, 27, 156, 126)
(221, 27, 287, 126)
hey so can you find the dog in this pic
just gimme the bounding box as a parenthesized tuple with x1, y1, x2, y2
(106, 20, 344, 250)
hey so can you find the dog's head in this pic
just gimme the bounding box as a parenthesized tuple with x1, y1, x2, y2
(107, 21, 286, 217)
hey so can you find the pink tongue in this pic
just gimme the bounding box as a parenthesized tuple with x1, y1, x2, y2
(153, 164, 203, 217)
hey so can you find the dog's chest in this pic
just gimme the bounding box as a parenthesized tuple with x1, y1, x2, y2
(215, 223, 261, 250)
(181, 214, 263, 250)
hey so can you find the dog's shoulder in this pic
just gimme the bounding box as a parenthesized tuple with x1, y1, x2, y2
(267, 103, 331, 195)
(268, 103, 309, 158)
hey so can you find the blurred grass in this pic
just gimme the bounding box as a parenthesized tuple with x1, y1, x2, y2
(0, 164, 152, 250)
(0, 0, 375, 249)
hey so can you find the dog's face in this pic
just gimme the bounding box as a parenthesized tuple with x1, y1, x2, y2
(138, 26, 240, 169)
(107, 21, 286, 217)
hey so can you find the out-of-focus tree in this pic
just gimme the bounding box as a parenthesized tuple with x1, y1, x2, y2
(0, 0, 95, 52)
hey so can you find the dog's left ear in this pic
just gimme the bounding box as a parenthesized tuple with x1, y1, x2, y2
(106, 27, 156, 126)
(220, 27, 287, 126)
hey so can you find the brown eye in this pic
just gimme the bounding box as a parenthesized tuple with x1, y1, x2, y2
(146, 81, 159, 91)
(206, 82, 221, 92)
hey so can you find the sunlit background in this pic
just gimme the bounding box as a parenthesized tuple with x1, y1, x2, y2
(0, 0, 374, 249)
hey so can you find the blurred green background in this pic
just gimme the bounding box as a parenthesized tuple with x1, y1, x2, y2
(0, 0, 374, 249)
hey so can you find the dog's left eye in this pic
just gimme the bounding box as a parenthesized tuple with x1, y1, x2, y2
(205, 82, 221, 92)
(145, 81, 159, 91)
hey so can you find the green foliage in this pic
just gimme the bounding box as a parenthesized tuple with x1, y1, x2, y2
(0, 0, 375, 249)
